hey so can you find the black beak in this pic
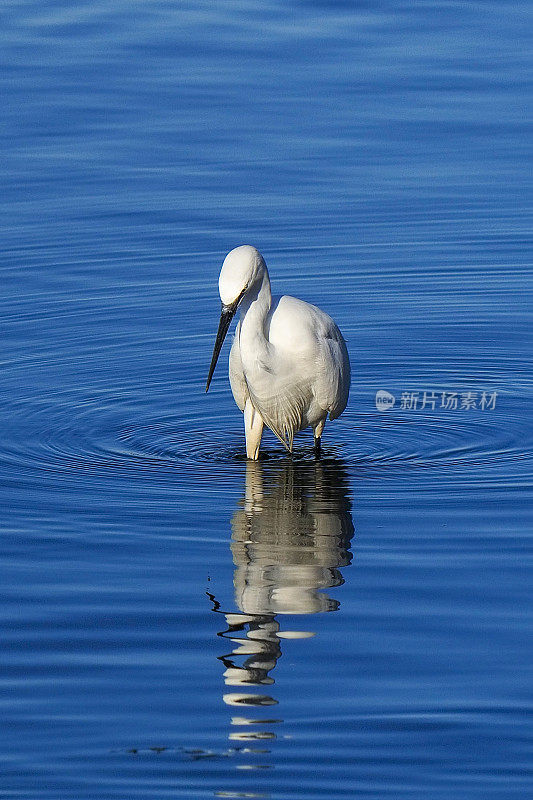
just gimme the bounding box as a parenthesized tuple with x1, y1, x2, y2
(205, 303, 237, 392)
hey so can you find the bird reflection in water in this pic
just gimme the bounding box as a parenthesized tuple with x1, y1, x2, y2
(209, 457, 354, 780)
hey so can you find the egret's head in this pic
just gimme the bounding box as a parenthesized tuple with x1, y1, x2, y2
(206, 245, 267, 393)
(219, 245, 266, 308)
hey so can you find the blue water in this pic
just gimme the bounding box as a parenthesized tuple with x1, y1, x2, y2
(1, 2, 531, 798)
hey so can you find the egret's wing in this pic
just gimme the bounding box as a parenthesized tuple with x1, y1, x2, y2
(229, 322, 248, 412)
(269, 296, 351, 423)
(315, 325, 351, 420)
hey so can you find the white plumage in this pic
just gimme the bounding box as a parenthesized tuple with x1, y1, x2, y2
(206, 245, 350, 460)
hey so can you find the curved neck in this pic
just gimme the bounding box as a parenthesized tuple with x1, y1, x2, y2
(238, 270, 272, 364)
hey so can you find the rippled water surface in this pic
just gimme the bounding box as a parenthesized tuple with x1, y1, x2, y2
(1, 2, 532, 798)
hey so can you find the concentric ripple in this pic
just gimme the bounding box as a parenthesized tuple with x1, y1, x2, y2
(1, 376, 530, 502)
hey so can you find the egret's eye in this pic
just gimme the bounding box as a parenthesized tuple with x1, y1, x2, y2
(225, 285, 247, 313)
(236, 285, 248, 306)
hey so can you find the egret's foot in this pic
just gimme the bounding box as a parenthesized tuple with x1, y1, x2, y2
(314, 437, 322, 458)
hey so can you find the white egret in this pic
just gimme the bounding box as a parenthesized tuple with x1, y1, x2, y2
(205, 245, 350, 460)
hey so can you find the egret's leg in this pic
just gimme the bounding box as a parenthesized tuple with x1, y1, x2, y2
(244, 399, 264, 460)
(313, 418, 326, 457)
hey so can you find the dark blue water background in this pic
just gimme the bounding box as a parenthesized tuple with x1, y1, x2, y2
(1, 2, 531, 798)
